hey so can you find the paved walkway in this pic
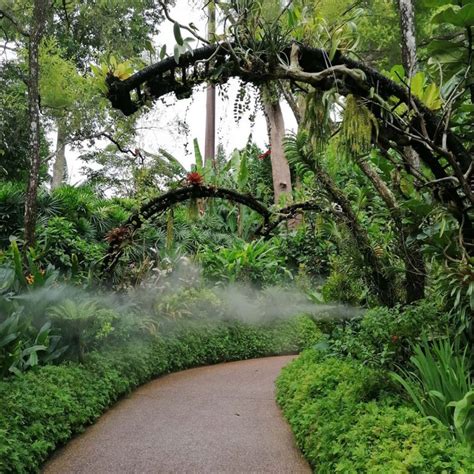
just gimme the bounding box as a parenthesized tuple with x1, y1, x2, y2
(44, 356, 310, 474)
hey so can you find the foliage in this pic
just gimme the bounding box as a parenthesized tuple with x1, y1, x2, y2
(325, 299, 450, 369)
(435, 259, 474, 340)
(450, 390, 474, 446)
(276, 218, 338, 277)
(37, 216, 105, 272)
(199, 238, 292, 287)
(0, 311, 67, 378)
(0, 316, 319, 472)
(321, 253, 371, 305)
(339, 94, 378, 156)
(0, 63, 49, 184)
(276, 349, 473, 473)
(391, 337, 473, 443)
(47, 299, 116, 362)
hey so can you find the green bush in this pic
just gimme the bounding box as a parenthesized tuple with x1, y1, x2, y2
(326, 299, 449, 368)
(0, 316, 320, 473)
(37, 216, 105, 271)
(276, 349, 473, 473)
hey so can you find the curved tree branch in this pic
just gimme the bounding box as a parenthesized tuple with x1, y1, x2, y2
(102, 184, 272, 272)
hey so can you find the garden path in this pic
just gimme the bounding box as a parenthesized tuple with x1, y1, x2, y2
(44, 355, 310, 473)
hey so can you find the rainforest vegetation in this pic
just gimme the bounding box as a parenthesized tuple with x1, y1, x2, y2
(0, 0, 473, 472)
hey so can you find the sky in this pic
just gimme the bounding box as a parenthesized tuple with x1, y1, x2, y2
(65, 0, 297, 183)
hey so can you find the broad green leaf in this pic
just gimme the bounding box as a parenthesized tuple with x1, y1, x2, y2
(173, 21, 184, 45)
(422, 82, 443, 110)
(410, 72, 426, 98)
(432, 4, 474, 27)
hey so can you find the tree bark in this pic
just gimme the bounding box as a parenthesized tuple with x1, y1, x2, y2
(396, 0, 427, 301)
(264, 99, 293, 205)
(24, 0, 49, 248)
(204, 1, 216, 167)
(397, 0, 418, 77)
(51, 119, 67, 189)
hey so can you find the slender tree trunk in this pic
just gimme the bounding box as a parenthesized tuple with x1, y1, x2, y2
(397, 0, 417, 77)
(315, 165, 396, 307)
(355, 156, 425, 302)
(204, 1, 216, 167)
(24, 0, 48, 248)
(51, 119, 67, 189)
(397, 0, 421, 173)
(397, 0, 426, 302)
(264, 99, 293, 205)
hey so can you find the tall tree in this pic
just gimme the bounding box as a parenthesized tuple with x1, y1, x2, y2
(264, 94, 293, 205)
(24, 0, 49, 247)
(204, 0, 216, 167)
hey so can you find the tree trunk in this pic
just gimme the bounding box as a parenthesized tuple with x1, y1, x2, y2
(355, 155, 425, 302)
(397, 0, 422, 175)
(264, 99, 293, 205)
(397, 0, 417, 77)
(204, 1, 216, 168)
(315, 165, 396, 307)
(396, 0, 426, 301)
(51, 119, 67, 189)
(24, 0, 48, 248)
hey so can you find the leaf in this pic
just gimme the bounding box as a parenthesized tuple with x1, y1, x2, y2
(193, 138, 203, 172)
(422, 82, 443, 110)
(410, 72, 426, 99)
(432, 4, 474, 27)
(237, 150, 249, 190)
(159, 44, 167, 60)
(173, 44, 181, 64)
(173, 21, 184, 46)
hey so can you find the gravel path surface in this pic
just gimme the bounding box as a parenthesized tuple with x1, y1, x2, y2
(43, 355, 310, 474)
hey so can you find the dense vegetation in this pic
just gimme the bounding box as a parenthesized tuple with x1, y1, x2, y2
(0, 0, 472, 472)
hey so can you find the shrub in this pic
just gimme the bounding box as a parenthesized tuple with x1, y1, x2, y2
(326, 299, 449, 368)
(0, 316, 320, 472)
(276, 349, 473, 473)
(37, 216, 105, 272)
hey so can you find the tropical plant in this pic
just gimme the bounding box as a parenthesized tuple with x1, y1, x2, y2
(391, 337, 473, 441)
(200, 238, 292, 287)
(0, 312, 67, 378)
(47, 299, 113, 362)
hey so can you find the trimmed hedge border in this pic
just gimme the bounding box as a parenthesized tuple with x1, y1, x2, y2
(276, 349, 474, 473)
(0, 316, 319, 473)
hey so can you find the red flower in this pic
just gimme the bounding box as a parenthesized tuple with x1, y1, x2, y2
(258, 149, 271, 160)
(391, 335, 399, 343)
(186, 172, 203, 185)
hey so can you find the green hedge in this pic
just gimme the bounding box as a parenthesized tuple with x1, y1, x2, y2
(0, 316, 320, 473)
(276, 349, 473, 474)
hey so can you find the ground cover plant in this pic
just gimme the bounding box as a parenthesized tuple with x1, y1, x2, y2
(0, 0, 473, 472)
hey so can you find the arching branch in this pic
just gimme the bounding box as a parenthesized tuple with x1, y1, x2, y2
(259, 201, 327, 236)
(105, 40, 473, 251)
(102, 184, 272, 272)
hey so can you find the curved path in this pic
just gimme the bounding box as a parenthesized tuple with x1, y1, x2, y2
(44, 356, 310, 474)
